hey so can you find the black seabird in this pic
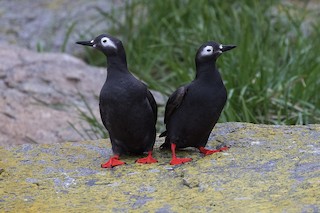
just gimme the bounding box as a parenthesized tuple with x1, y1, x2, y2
(76, 34, 158, 168)
(160, 41, 236, 165)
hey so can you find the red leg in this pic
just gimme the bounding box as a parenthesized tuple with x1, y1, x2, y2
(101, 155, 126, 168)
(198, 146, 230, 156)
(136, 151, 158, 164)
(170, 143, 192, 165)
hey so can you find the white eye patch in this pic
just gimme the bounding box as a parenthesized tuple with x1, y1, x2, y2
(100, 37, 117, 49)
(200, 46, 214, 57)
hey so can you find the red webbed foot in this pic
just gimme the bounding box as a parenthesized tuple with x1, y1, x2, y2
(198, 146, 230, 156)
(170, 157, 192, 165)
(136, 151, 158, 164)
(169, 143, 192, 165)
(101, 155, 126, 168)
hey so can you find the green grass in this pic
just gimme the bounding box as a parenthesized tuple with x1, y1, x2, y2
(77, 0, 320, 126)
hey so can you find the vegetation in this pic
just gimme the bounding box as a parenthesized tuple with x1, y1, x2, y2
(77, 0, 320, 128)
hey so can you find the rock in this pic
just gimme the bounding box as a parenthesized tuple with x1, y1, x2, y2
(0, 44, 164, 146)
(0, 123, 319, 212)
(0, 43, 104, 145)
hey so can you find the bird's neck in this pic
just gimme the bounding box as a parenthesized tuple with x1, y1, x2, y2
(106, 55, 128, 73)
(195, 61, 221, 82)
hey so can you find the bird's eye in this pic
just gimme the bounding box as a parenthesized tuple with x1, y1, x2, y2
(200, 46, 214, 57)
(100, 36, 117, 49)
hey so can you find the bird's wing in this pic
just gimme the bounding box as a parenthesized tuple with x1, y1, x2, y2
(147, 89, 158, 124)
(164, 85, 188, 124)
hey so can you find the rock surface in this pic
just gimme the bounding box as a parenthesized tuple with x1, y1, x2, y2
(0, 43, 164, 146)
(0, 43, 105, 145)
(1, 123, 319, 212)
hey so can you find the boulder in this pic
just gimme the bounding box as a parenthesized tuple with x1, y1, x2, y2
(0, 44, 164, 146)
(0, 43, 105, 145)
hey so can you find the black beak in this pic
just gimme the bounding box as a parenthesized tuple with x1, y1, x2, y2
(221, 45, 236, 52)
(76, 40, 94, 46)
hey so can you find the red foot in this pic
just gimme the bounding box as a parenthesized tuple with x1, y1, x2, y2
(198, 146, 230, 156)
(136, 151, 158, 164)
(219, 146, 230, 151)
(170, 157, 192, 165)
(101, 155, 126, 168)
(169, 143, 192, 165)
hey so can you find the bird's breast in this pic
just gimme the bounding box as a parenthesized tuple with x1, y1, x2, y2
(99, 78, 147, 110)
(188, 83, 227, 106)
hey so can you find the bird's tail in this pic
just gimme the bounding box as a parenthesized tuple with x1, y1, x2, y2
(159, 131, 170, 150)
(159, 131, 167, 137)
(160, 142, 170, 150)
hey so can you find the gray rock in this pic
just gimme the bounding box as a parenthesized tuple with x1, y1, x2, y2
(0, 44, 164, 146)
(0, 43, 106, 145)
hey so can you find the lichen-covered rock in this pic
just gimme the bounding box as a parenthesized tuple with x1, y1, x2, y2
(1, 123, 319, 212)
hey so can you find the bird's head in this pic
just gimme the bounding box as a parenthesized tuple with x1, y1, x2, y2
(196, 41, 236, 64)
(76, 34, 123, 57)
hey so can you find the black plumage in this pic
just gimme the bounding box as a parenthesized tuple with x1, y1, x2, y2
(160, 41, 236, 165)
(76, 34, 158, 168)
